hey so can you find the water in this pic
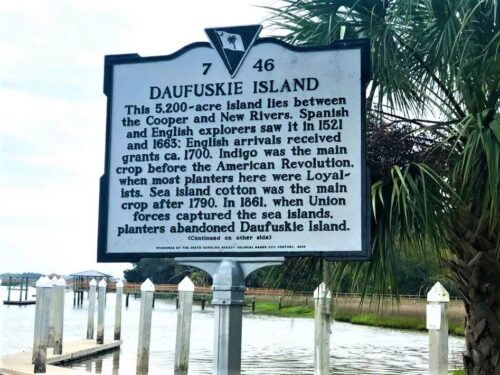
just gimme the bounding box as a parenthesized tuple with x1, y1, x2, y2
(0, 286, 464, 374)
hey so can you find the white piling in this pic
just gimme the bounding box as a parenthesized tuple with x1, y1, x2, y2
(174, 277, 194, 375)
(47, 276, 57, 348)
(53, 277, 66, 355)
(314, 282, 331, 375)
(427, 282, 449, 375)
(96, 279, 107, 344)
(114, 280, 123, 340)
(87, 279, 97, 339)
(137, 279, 155, 375)
(32, 276, 52, 373)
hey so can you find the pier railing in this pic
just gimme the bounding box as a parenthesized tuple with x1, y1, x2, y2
(68, 280, 462, 301)
(74, 280, 288, 296)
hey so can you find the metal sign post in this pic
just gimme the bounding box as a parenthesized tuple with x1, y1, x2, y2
(176, 257, 283, 374)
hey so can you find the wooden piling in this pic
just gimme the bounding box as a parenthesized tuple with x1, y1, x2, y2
(47, 277, 57, 348)
(114, 280, 123, 340)
(112, 350, 120, 374)
(314, 282, 331, 375)
(53, 277, 66, 355)
(201, 295, 206, 311)
(87, 279, 97, 340)
(19, 278, 24, 302)
(95, 358, 103, 373)
(32, 276, 52, 373)
(96, 279, 107, 344)
(427, 282, 449, 375)
(7, 276, 12, 301)
(126, 293, 129, 308)
(25, 277, 29, 300)
(251, 297, 256, 313)
(174, 277, 194, 375)
(137, 279, 155, 375)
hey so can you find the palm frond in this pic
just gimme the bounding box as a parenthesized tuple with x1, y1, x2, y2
(265, 0, 500, 299)
(452, 113, 500, 237)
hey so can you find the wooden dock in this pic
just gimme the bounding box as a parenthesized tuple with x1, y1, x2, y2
(3, 300, 36, 306)
(0, 339, 121, 374)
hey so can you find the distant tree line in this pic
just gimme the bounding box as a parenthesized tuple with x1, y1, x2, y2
(123, 259, 211, 286)
(1, 272, 42, 285)
(123, 254, 456, 296)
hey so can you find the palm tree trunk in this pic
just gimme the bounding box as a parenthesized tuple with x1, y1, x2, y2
(448, 215, 500, 375)
(463, 295, 500, 375)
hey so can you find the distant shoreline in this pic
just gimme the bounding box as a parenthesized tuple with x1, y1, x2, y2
(248, 299, 465, 336)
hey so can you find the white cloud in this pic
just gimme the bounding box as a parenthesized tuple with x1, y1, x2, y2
(0, 0, 277, 276)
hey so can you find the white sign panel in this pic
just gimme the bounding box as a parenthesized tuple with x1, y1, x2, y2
(426, 304, 442, 330)
(98, 28, 370, 262)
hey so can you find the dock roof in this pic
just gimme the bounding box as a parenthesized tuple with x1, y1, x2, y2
(69, 270, 113, 278)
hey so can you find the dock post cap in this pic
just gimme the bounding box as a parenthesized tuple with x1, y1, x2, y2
(56, 277, 67, 287)
(98, 279, 107, 288)
(314, 282, 332, 299)
(51, 276, 58, 285)
(90, 278, 97, 286)
(36, 276, 53, 288)
(141, 278, 155, 292)
(427, 282, 450, 302)
(116, 279, 124, 288)
(178, 276, 195, 292)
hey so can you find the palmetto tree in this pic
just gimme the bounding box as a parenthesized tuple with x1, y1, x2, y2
(227, 35, 238, 49)
(268, 0, 500, 373)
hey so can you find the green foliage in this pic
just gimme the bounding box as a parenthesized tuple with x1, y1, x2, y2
(123, 258, 211, 285)
(260, 258, 323, 291)
(395, 252, 452, 295)
(249, 302, 465, 335)
(267, 4, 499, 370)
(0, 272, 42, 285)
(122, 253, 449, 295)
(1, 272, 43, 279)
(250, 302, 314, 318)
(335, 311, 464, 335)
(259, 247, 459, 295)
(266, 0, 500, 297)
(268, 0, 499, 115)
(344, 313, 426, 331)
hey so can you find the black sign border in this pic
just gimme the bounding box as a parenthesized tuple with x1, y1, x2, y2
(98, 37, 371, 263)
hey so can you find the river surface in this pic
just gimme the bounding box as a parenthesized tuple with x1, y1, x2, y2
(0, 286, 464, 374)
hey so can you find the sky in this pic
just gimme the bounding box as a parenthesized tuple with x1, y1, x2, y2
(0, 0, 279, 278)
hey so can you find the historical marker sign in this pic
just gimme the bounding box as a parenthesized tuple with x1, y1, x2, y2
(98, 25, 370, 262)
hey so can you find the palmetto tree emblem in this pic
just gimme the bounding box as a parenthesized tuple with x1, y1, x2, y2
(206, 25, 262, 76)
(227, 35, 238, 50)
(215, 31, 245, 52)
